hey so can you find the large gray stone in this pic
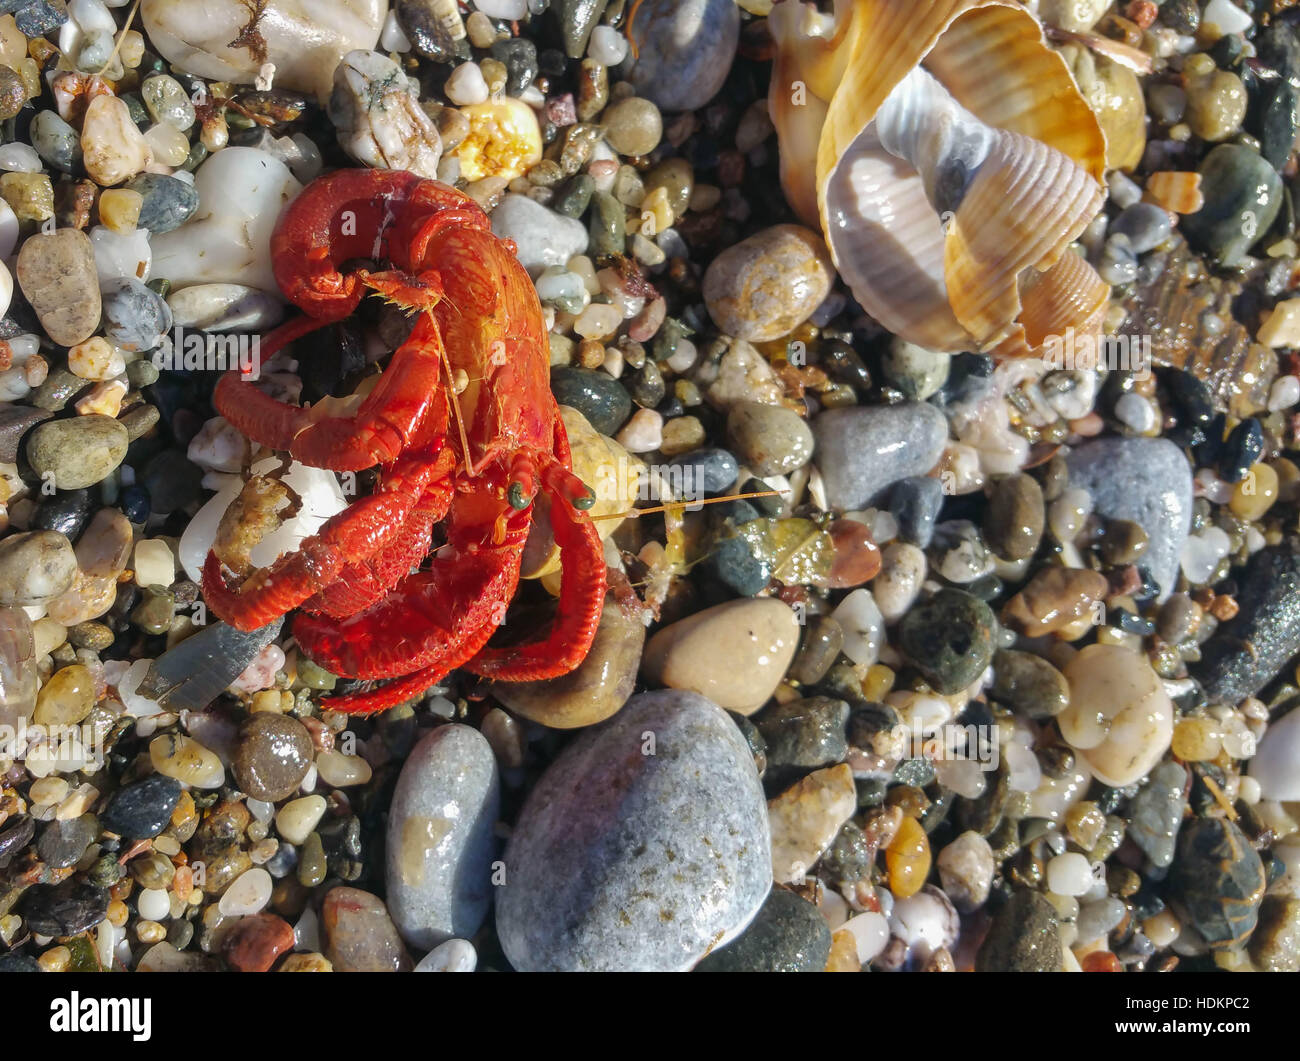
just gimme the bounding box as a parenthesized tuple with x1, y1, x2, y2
(1066, 436, 1192, 602)
(625, 0, 740, 114)
(386, 724, 500, 951)
(497, 690, 771, 971)
(812, 402, 948, 511)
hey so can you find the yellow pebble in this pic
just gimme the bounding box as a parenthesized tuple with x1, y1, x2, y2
(32, 663, 95, 726)
(250, 689, 285, 713)
(97, 188, 143, 234)
(455, 98, 543, 182)
(885, 815, 931, 899)
(861, 664, 895, 701)
(1172, 716, 1221, 762)
(119, 29, 145, 69)
(38, 945, 71, 972)
(135, 920, 165, 944)
(825, 928, 861, 972)
(67, 336, 126, 381)
(638, 186, 672, 237)
(74, 379, 128, 417)
(1229, 462, 1279, 522)
(143, 122, 190, 167)
(106, 899, 129, 927)
(0, 171, 53, 221)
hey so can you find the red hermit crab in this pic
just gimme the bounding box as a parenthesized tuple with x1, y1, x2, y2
(201, 169, 608, 715)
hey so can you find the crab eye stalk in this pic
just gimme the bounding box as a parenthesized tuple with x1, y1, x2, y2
(572, 487, 596, 510)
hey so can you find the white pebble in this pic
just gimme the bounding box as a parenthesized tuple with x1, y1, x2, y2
(245, 798, 274, 823)
(588, 25, 629, 67)
(666, 337, 697, 374)
(888, 887, 959, 960)
(1106, 170, 1143, 209)
(1046, 852, 1094, 897)
(218, 867, 273, 917)
(137, 888, 171, 921)
(315, 750, 373, 787)
(231, 643, 285, 694)
(1238, 775, 1261, 805)
(1249, 706, 1300, 800)
(840, 911, 890, 963)
(1268, 374, 1300, 412)
(379, 9, 412, 52)
(415, 938, 478, 972)
(90, 226, 151, 290)
(275, 795, 327, 845)
(474, 0, 528, 17)
(132, 539, 175, 589)
(0, 198, 17, 258)
(1194, 467, 1234, 504)
(573, 302, 622, 339)
(186, 416, 249, 474)
(1203, 0, 1255, 36)
(932, 757, 987, 800)
(1114, 392, 1157, 434)
(615, 408, 663, 453)
(445, 62, 490, 107)
(1180, 526, 1232, 585)
(831, 588, 884, 666)
(1004, 740, 1043, 793)
(0, 143, 43, 172)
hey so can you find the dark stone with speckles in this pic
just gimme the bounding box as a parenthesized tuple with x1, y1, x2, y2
(694, 888, 830, 972)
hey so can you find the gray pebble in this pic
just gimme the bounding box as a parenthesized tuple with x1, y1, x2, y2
(726, 401, 814, 477)
(490, 194, 589, 276)
(101, 277, 173, 352)
(125, 174, 200, 235)
(1066, 436, 1192, 602)
(1129, 761, 1188, 869)
(497, 690, 771, 971)
(27, 415, 129, 491)
(626, 0, 740, 113)
(812, 402, 948, 511)
(0, 530, 77, 606)
(387, 724, 500, 950)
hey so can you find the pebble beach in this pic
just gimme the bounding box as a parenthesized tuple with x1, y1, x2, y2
(0, 0, 1297, 976)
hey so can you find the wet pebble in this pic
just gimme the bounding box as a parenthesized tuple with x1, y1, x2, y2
(322, 887, 412, 972)
(15, 228, 101, 346)
(643, 598, 799, 714)
(1066, 437, 1192, 601)
(221, 913, 295, 972)
(726, 401, 814, 477)
(936, 831, 994, 913)
(100, 277, 173, 352)
(550, 365, 632, 436)
(626, 0, 740, 113)
(1168, 817, 1264, 952)
(125, 173, 200, 234)
(387, 724, 500, 950)
(975, 889, 1062, 972)
(491, 194, 588, 276)
(813, 403, 948, 511)
(17, 880, 108, 938)
(1129, 761, 1188, 869)
(26, 415, 129, 491)
(100, 774, 182, 839)
(898, 589, 996, 695)
(755, 696, 849, 786)
(232, 713, 314, 802)
(1183, 144, 1282, 267)
(703, 225, 834, 343)
(36, 813, 97, 869)
(768, 763, 856, 884)
(0, 531, 77, 606)
(695, 887, 830, 972)
(497, 690, 770, 971)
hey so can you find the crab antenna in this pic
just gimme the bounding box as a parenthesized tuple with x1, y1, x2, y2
(591, 490, 782, 522)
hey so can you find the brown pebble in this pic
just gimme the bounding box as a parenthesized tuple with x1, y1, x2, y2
(221, 912, 295, 972)
(16, 229, 102, 346)
(321, 886, 411, 972)
(232, 713, 314, 802)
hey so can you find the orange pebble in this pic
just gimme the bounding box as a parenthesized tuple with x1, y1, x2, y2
(1082, 950, 1123, 972)
(886, 816, 931, 899)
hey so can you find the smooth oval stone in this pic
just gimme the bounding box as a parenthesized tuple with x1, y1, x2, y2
(984, 474, 1044, 561)
(703, 225, 834, 343)
(643, 598, 800, 715)
(726, 401, 815, 477)
(1066, 436, 1192, 602)
(125, 173, 200, 234)
(0, 531, 77, 606)
(15, 229, 101, 346)
(661, 446, 739, 495)
(100, 774, 183, 839)
(167, 282, 284, 331)
(695, 887, 831, 972)
(497, 690, 771, 971)
(1168, 817, 1264, 952)
(1183, 143, 1282, 267)
(626, 0, 740, 113)
(813, 403, 948, 511)
(30, 110, 81, 173)
(1196, 546, 1300, 704)
(386, 724, 500, 950)
(550, 366, 631, 435)
(232, 713, 313, 801)
(26, 415, 130, 491)
(321, 886, 412, 971)
(491, 593, 643, 728)
(36, 814, 98, 869)
(990, 649, 1069, 720)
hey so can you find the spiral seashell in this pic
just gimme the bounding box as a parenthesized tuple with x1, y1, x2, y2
(769, 0, 1110, 357)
